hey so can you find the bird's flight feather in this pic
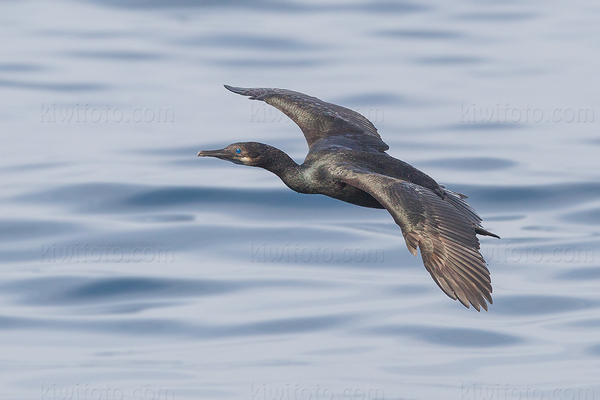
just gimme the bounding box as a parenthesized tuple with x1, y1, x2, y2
(329, 164, 492, 311)
(224, 85, 389, 151)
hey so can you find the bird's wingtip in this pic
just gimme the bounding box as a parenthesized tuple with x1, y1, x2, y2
(224, 84, 250, 96)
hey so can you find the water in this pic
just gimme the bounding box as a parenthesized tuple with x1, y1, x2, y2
(1, 1, 600, 399)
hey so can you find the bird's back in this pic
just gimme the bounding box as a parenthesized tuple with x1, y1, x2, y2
(307, 139, 444, 197)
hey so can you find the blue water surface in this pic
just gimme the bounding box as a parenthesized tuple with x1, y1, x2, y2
(1, 1, 600, 399)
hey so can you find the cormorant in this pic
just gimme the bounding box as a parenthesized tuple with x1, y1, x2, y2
(198, 85, 500, 311)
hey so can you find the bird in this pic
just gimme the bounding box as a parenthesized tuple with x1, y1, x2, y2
(198, 85, 500, 311)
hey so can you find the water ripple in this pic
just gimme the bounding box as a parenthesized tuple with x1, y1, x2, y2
(562, 208, 600, 225)
(334, 92, 409, 106)
(65, 50, 164, 61)
(0, 161, 69, 172)
(457, 11, 537, 22)
(374, 29, 464, 40)
(450, 182, 600, 212)
(444, 122, 522, 131)
(17, 183, 349, 213)
(587, 344, 600, 356)
(0, 78, 109, 92)
(556, 266, 600, 280)
(3, 276, 329, 306)
(415, 55, 487, 65)
(419, 157, 516, 171)
(211, 57, 327, 69)
(492, 295, 595, 315)
(177, 33, 320, 51)
(0, 63, 45, 72)
(91, 0, 427, 14)
(367, 325, 522, 347)
(0, 219, 78, 242)
(0, 313, 356, 338)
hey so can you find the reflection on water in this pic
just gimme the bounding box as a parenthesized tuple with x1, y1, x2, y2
(1, 0, 600, 398)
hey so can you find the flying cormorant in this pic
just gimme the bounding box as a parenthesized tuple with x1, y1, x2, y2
(198, 85, 500, 311)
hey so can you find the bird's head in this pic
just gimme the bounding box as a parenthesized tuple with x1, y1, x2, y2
(197, 142, 274, 167)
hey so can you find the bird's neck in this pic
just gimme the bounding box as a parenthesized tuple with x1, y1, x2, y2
(261, 149, 308, 193)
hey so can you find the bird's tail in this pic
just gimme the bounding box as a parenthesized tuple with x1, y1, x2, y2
(442, 187, 500, 239)
(475, 227, 501, 239)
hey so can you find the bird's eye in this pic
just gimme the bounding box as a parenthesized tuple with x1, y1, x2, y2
(235, 148, 241, 154)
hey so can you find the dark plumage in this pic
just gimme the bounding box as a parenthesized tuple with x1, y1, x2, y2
(198, 85, 500, 311)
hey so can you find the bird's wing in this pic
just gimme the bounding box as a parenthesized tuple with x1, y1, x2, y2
(224, 85, 389, 151)
(329, 163, 492, 311)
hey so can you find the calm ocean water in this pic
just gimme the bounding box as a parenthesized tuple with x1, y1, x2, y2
(1, 0, 600, 399)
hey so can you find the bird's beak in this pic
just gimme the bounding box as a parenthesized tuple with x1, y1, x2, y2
(197, 149, 229, 159)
